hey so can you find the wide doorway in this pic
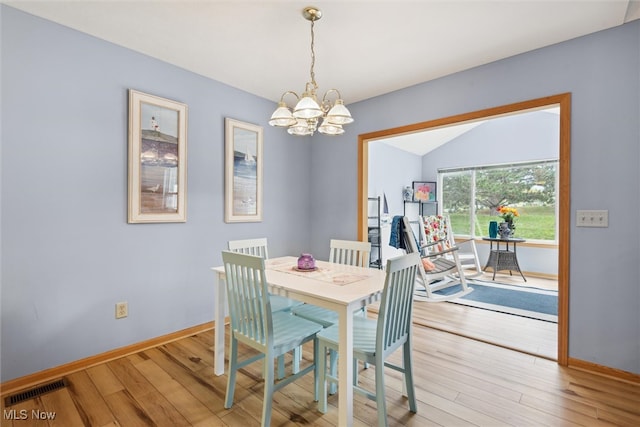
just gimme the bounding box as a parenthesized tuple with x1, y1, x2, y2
(357, 94, 570, 364)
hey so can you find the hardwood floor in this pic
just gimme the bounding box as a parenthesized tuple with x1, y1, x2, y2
(2, 311, 639, 426)
(406, 269, 559, 360)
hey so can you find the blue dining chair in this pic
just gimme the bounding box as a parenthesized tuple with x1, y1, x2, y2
(228, 238, 304, 312)
(316, 253, 420, 426)
(290, 239, 372, 390)
(228, 238, 304, 377)
(291, 239, 371, 326)
(221, 251, 323, 427)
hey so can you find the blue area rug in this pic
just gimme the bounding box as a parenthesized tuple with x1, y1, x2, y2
(433, 280, 558, 322)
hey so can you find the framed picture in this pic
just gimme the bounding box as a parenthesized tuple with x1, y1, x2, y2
(128, 90, 188, 223)
(225, 118, 263, 223)
(412, 181, 436, 202)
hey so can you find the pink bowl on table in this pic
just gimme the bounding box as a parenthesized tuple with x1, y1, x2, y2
(297, 253, 316, 270)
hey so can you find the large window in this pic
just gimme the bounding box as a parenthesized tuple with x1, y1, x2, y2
(440, 160, 558, 242)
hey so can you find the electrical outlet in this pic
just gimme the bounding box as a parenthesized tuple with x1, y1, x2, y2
(576, 210, 608, 227)
(115, 301, 128, 319)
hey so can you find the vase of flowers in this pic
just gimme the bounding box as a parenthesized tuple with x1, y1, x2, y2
(497, 206, 519, 237)
(498, 222, 511, 238)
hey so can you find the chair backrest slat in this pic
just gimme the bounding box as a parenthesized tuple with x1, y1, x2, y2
(329, 239, 371, 267)
(400, 217, 420, 255)
(377, 253, 420, 353)
(228, 238, 269, 259)
(222, 251, 272, 350)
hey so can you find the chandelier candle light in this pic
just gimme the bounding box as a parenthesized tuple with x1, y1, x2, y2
(269, 6, 354, 136)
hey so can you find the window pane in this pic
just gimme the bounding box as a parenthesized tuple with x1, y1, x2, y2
(442, 171, 472, 235)
(441, 161, 557, 242)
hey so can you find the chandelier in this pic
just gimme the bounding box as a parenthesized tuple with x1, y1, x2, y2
(269, 6, 354, 136)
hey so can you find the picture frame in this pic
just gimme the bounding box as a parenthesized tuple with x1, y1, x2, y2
(225, 118, 263, 223)
(412, 181, 436, 202)
(128, 90, 188, 223)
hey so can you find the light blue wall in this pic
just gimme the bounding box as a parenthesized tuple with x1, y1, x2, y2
(0, 6, 312, 381)
(2, 6, 639, 381)
(311, 21, 640, 374)
(368, 143, 421, 217)
(421, 110, 560, 177)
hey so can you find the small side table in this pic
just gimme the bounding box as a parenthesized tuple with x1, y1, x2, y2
(482, 237, 527, 282)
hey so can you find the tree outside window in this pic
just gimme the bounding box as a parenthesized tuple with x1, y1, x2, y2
(441, 161, 557, 241)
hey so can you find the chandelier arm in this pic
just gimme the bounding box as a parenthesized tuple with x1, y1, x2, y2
(321, 89, 343, 108)
(279, 90, 300, 107)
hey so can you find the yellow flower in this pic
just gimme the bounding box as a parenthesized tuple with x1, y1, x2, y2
(497, 206, 519, 222)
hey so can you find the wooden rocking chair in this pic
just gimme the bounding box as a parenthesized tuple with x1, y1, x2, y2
(401, 216, 474, 302)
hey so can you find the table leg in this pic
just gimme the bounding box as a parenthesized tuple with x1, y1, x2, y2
(214, 272, 226, 376)
(492, 251, 498, 280)
(338, 306, 354, 427)
(513, 244, 527, 282)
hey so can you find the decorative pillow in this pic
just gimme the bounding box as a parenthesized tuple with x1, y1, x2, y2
(421, 257, 436, 271)
(422, 215, 451, 252)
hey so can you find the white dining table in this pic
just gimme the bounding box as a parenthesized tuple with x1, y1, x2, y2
(211, 256, 387, 427)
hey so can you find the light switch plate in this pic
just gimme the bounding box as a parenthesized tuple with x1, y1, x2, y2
(576, 210, 608, 227)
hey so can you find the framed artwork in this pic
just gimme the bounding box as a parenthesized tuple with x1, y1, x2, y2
(225, 118, 263, 223)
(128, 90, 188, 223)
(412, 181, 436, 202)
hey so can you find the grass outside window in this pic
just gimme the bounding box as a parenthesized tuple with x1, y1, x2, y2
(449, 206, 556, 241)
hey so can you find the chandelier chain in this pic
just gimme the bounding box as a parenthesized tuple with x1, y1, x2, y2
(309, 19, 316, 88)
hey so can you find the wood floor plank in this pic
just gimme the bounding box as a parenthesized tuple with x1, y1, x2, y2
(596, 407, 640, 426)
(217, 406, 261, 427)
(565, 382, 640, 423)
(519, 393, 615, 426)
(103, 389, 155, 426)
(155, 342, 206, 374)
(142, 348, 226, 412)
(38, 388, 85, 426)
(86, 363, 125, 397)
(170, 337, 215, 371)
(107, 358, 157, 399)
(107, 357, 190, 427)
(134, 358, 221, 425)
(66, 370, 119, 426)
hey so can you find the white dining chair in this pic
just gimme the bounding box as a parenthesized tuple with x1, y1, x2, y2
(221, 251, 323, 427)
(316, 253, 420, 426)
(228, 238, 304, 377)
(329, 238, 371, 267)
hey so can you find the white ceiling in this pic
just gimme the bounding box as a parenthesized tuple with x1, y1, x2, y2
(5, 0, 640, 107)
(7, 1, 636, 154)
(381, 106, 560, 156)
(381, 120, 487, 156)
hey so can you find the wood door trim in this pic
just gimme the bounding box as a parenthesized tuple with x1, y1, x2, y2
(357, 93, 571, 365)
